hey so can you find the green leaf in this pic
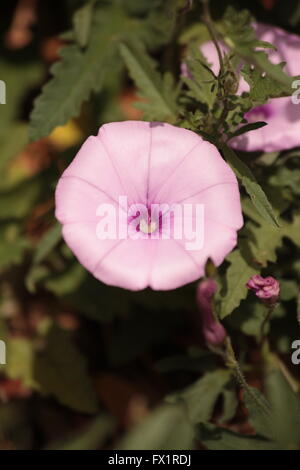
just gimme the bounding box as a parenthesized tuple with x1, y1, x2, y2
(242, 63, 293, 103)
(44, 263, 85, 296)
(229, 302, 267, 337)
(243, 386, 273, 439)
(222, 7, 294, 90)
(72, 0, 95, 48)
(119, 42, 178, 121)
(245, 212, 300, 267)
(269, 167, 300, 196)
(33, 223, 61, 264)
(248, 220, 283, 267)
(227, 121, 267, 140)
(222, 144, 279, 227)
(34, 325, 99, 414)
(265, 367, 300, 447)
(29, 34, 109, 140)
(219, 243, 258, 319)
(183, 43, 218, 109)
(167, 369, 232, 424)
(198, 423, 278, 450)
(220, 385, 238, 423)
(283, 212, 300, 246)
(25, 265, 50, 293)
(29, 3, 178, 140)
(119, 403, 195, 450)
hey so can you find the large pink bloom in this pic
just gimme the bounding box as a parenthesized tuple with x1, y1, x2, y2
(55, 121, 243, 291)
(199, 24, 300, 152)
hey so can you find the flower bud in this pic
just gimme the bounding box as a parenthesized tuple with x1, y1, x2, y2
(246, 275, 280, 306)
(196, 279, 226, 346)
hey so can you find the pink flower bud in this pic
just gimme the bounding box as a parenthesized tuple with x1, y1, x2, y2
(246, 275, 280, 306)
(196, 279, 226, 346)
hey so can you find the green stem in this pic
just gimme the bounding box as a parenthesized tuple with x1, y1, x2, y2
(201, 0, 224, 74)
(225, 337, 272, 417)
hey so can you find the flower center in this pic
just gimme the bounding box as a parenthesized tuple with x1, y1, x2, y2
(139, 218, 157, 234)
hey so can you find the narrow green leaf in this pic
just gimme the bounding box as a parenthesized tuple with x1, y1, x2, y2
(222, 144, 279, 227)
(227, 121, 267, 140)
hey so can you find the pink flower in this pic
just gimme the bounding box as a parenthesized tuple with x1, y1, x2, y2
(196, 279, 226, 346)
(55, 121, 243, 291)
(246, 275, 280, 305)
(197, 24, 300, 152)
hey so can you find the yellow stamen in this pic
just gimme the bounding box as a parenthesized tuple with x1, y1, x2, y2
(140, 219, 157, 234)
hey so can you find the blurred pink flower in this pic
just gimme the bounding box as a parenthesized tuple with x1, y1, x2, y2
(196, 278, 226, 346)
(55, 121, 243, 291)
(196, 24, 300, 152)
(246, 274, 280, 305)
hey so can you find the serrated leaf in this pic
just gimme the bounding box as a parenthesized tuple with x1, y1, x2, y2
(30, 3, 178, 140)
(29, 38, 109, 141)
(248, 221, 283, 266)
(119, 42, 178, 121)
(222, 7, 294, 89)
(282, 212, 300, 246)
(219, 243, 258, 319)
(242, 63, 293, 104)
(222, 144, 279, 227)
